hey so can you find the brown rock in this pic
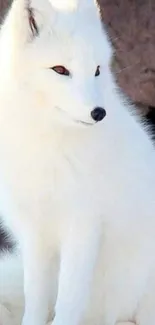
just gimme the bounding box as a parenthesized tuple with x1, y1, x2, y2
(0, 0, 11, 23)
(99, 0, 155, 108)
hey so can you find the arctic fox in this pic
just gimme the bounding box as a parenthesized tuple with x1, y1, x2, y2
(0, 0, 155, 325)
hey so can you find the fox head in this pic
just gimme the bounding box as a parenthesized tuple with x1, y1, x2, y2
(0, 0, 113, 128)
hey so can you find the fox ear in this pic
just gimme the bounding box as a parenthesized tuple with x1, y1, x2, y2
(49, 0, 97, 11)
(27, 6, 39, 37)
(1, 0, 55, 48)
(3, 0, 40, 45)
(49, 0, 78, 11)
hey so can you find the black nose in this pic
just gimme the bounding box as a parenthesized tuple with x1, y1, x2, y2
(91, 107, 106, 122)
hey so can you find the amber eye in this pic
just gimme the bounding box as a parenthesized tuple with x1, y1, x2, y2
(95, 65, 100, 77)
(51, 66, 70, 76)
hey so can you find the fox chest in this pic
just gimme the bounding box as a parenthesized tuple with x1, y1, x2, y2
(0, 145, 105, 221)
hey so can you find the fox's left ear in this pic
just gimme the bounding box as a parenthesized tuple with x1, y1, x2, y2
(49, 0, 98, 12)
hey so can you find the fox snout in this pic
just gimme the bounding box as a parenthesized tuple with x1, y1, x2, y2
(90, 107, 106, 122)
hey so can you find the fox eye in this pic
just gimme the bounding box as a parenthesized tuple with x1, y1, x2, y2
(95, 65, 100, 77)
(51, 66, 70, 76)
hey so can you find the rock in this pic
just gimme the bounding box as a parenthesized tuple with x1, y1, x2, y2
(99, 0, 155, 109)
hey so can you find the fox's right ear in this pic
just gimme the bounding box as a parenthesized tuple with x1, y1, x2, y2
(1, 0, 55, 46)
(27, 5, 39, 37)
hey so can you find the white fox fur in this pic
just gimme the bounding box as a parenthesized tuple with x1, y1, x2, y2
(0, 0, 155, 325)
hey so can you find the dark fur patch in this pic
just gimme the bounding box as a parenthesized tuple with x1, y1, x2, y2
(0, 221, 15, 253)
